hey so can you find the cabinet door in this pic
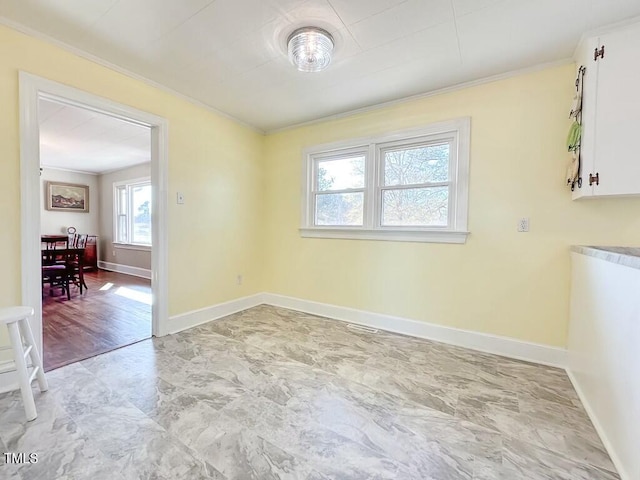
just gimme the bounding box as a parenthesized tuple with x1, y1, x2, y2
(572, 36, 599, 200)
(593, 24, 640, 196)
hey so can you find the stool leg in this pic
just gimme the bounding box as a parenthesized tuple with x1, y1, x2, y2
(18, 318, 49, 392)
(7, 322, 37, 421)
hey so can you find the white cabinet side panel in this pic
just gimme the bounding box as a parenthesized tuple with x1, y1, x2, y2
(568, 253, 640, 480)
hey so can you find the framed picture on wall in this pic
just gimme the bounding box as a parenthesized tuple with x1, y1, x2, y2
(46, 182, 89, 213)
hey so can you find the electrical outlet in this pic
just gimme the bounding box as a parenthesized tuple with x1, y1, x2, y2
(517, 217, 530, 232)
(112, 250, 116, 257)
(236, 274, 243, 285)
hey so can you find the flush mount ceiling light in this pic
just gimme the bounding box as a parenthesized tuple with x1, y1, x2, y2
(287, 27, 334, 73)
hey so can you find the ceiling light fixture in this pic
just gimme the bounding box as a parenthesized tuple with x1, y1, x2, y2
(287, 27, 334, 73)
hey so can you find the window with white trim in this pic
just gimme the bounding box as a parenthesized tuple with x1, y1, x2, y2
(114, 178, 152, 246)
(301, 118, 470, 243)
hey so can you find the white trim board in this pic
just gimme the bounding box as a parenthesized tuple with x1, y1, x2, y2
(163, 292, 568, 367)
(41, 165, 99, 176)
(169, 294, 265, 334)
(262, 293, 568, 368)
(0, 293, 567, 393)
(299, 228, 469, 244)
(0, 17, 262, 134)
(0, 293, 264, 393)
(266, 58, 573, 134)
(1, 15, 572, 135)
(299, 118, 471, 244)
(19, 72, 170, 346)
(97, 261, 152, 280)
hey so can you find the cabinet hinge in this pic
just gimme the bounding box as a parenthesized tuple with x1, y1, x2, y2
(594, 45, 605, 61)
(589, 172, 600, 186)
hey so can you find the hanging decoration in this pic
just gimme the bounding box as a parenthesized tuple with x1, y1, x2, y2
(567, 66, 585, 191)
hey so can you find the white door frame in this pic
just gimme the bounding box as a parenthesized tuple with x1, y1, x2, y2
(19, 72, 170, 358)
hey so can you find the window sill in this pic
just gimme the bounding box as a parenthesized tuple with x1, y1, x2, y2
(113, 243, 152, 252)
(299, 228, 469, 244)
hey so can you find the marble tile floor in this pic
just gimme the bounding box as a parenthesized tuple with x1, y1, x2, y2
(0, 305, 619, 479)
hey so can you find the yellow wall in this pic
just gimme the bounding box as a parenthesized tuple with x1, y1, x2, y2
(2, 23, 639, 351)
(0, 25, 265, 322)
(263, 64, 640, 348)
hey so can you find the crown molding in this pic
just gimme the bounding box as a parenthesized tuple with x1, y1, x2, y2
(1, 15, 580, 137)
(40, 165, 98, 176)
(0, 17, 265, 134)
(266, 57, 574, 134)
(96, 161, 151, 176)
(41, 161, 151, 176)
(573, 15, 640, 59)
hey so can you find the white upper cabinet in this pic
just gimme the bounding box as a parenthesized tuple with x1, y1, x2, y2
(573, 21, 640, 199)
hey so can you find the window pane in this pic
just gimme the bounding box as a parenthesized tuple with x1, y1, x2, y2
(117, 215, 128, 243)
(116, 186, 128, 242)
(131, 184, 152, 245)
(315, 192, 364, 226)
(382, 187, 449, 227)
(316, 156, 365, 191)
(384, 143, 449, 186)
(117, 186, 127, 215)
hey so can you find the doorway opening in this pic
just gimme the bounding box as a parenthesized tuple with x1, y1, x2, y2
(19, 73, 169, 373)
(40, 97, 153, 370)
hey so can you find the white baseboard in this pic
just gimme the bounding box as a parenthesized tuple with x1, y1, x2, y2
(168, 293, 265, 334)
(0, 294, 264, 393)
(97, 261, 152, 280)
(0, 292, 568, 394)
(261, 293, 568, 368)
(566, 369, 630, 480)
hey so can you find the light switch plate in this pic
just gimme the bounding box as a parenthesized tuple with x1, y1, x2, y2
(176, 192, 185, 204)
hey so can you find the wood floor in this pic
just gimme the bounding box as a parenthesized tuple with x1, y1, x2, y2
(42, 269, 151, 371)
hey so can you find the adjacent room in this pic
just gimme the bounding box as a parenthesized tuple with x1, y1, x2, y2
(0, 1, 639, 480)
(39, 98, 153, 370)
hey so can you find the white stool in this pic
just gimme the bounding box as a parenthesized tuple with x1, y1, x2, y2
(0, 307, 48, 421)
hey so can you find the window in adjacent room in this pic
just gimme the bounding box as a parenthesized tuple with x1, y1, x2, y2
(114, 178, 152, 246)
(301, 118, 470, 243)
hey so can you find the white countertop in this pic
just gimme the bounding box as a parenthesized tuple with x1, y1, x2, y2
(571, 246, 640, 271)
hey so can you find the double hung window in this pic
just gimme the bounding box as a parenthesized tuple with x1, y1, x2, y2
(114, 179, 152, 247)
(301, 118, 470, 243)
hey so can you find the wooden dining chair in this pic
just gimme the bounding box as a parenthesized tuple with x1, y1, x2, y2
(42, 249, 71, 300)
(69, 233, 87, 248)
(42, 236, 69, 250)
(66, 248, 87, 294)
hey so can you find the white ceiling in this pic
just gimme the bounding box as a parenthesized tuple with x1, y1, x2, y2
(3, 0, 640, 132)
(39, 98, 151, 174)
